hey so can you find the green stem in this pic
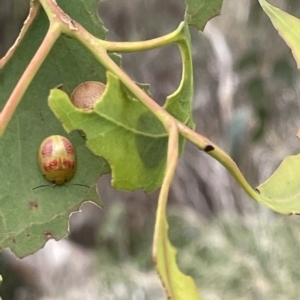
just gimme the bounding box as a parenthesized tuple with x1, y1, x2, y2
(164, 24, 193, 124)
(176, 121, 260, 201)
(102, 22, 185, 53)
(0, 25, 60, 136)
(153, 122, 179, 300)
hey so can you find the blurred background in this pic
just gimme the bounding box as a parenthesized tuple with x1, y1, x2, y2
(1, 0, 300, 299)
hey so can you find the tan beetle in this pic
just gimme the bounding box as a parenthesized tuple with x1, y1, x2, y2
(70, 81, 106, 110)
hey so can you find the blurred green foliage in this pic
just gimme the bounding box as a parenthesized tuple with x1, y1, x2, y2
(89, 204, 300, 299)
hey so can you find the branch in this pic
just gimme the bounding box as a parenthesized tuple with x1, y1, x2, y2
(0, 26, 60, 136)
(0, 1, 41, 68)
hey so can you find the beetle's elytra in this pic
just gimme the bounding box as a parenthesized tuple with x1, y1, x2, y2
(38, 135, 76, 185)
(70, 81, 106, 110)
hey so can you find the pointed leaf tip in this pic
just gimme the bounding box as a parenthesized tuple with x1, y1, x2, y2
(257, 153, 300, 214)
(259, 0, 300, 68)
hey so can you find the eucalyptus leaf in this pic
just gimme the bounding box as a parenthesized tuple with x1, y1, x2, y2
(0, 0, 112, 256)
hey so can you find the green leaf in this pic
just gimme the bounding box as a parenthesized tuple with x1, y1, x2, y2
(256, 154, 300, 214)
(155, 217, 202, 300)
(0, 0, 113, 256)
(184, 0, 223, 31)
(258, 0, 300, 68)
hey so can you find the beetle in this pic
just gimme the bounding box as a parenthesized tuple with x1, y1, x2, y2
(38, 135, 76, 185)
(70, 81, 106, 110)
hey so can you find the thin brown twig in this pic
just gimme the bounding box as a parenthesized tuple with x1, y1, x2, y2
(0, 26, 60, 135)
(0, 1, 41, 68)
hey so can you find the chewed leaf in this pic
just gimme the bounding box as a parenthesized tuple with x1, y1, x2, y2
(258, 0, 300, 68)
(49, 72, 169, 192)
(256, 154, 300, 214)
(184, 0, 223, 31)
